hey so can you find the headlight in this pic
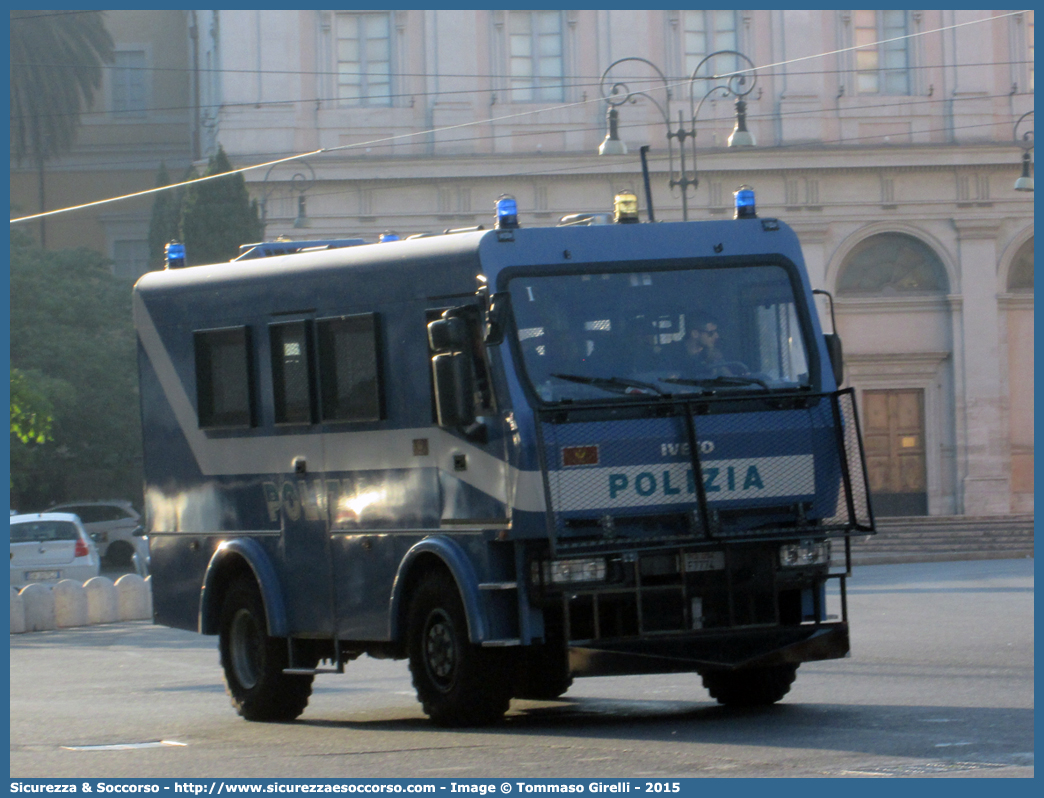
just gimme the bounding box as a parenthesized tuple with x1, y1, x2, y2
(537, 557, 607, 585)
(779, 539, 831, 567)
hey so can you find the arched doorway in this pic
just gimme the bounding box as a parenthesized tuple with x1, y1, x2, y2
(836, 232, 950, 516)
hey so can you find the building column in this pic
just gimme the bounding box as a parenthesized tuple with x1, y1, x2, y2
(953, 219, 1010, 514)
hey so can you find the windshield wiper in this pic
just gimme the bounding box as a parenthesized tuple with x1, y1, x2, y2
(661, 375, 770, 393)
(552, 373, 667, 396)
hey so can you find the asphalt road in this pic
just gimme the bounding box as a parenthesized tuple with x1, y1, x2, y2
(9, 559, 1033, 779)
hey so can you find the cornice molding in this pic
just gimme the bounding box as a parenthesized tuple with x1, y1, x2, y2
(847, 351, 951, 366)
(836, 295, 955, 314)
(998, 293, 1034, 310)
(788, 222, 831, 243)
(952, 218, 1003, 240)
(845, 350, 952, 381)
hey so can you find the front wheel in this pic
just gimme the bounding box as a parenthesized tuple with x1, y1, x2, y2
(218, 577, 314, 721)
(701, 663, 798, 707)
(407, 571, 511, 726)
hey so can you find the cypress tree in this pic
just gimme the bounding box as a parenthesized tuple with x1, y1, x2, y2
(180, 146, 263, 265)
(146, 163, 182, 270)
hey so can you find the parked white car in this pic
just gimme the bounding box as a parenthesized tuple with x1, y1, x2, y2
(10, 512, 101, 588)
(48, 500, 141, 566)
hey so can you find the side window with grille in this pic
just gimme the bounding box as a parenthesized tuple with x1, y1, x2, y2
(270, 321, 316, 425)
(316, 313, 384, 423)
(194, 327, 256, 429)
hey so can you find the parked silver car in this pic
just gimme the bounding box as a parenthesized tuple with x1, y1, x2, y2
(10, 512, 101, 588)
(48, 500, 141, 566)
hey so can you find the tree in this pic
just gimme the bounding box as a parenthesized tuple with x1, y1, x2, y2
(10, 368, 55, 445)
(147, 162, 192, 271)
(10, 232, 141, 509)
(180, 145, 264, 265)
(10, 10, 114, 247)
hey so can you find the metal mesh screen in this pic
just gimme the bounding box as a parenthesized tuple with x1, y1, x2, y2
(827, 388, 874, 529)
(539, 388, 874, 551)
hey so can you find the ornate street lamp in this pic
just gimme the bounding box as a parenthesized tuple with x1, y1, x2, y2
(598, 51, 758, 221)
(1013, 110, 1033, 192)
(260, 158, 317, 234)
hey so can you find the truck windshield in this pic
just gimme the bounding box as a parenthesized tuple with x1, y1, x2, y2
(507, 263, 813, 403)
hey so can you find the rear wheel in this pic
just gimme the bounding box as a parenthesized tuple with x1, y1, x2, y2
(407, 571, 511, 726)
(701, 663, 798, 707)
(218, 577, 314, 721)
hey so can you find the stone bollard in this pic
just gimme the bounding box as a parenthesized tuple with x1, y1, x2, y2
(144, 575, 153, 619)
(115, 574, 150, 621)
(53, 579, 90, 628)
(11, 587, 26, 634)
(84, 577, 118, 625)
(20, 583, 56, 632)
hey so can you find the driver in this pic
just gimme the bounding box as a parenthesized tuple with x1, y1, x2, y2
(683, 315, 745, 376)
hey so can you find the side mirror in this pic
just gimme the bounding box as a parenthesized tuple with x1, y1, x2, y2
(428, 316, 469, 353)
(432, 352, 476, 428)
(824, 333, 844, 386)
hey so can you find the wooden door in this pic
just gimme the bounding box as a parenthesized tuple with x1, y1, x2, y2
(863, 388, 928, 516)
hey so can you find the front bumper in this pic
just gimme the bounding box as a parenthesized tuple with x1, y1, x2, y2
(568, 621, 849, 677)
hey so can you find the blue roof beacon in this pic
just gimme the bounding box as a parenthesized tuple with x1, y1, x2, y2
(734, 185, 757, 219)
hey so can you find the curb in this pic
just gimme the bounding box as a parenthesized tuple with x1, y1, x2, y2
(851, 551, 1035, 566)
(11, 574, 152, 634)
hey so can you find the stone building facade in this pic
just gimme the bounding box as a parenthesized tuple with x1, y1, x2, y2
(9, 10, 196, 273)
(13, 10, 1034, 517)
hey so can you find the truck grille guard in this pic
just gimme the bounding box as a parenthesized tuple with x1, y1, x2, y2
(534, 387, 875, 558)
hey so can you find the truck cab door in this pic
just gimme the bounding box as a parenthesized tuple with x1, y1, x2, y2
(427, 306, 510, 527)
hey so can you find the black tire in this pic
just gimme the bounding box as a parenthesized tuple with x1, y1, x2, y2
(407, 571, 511, 727)
(105, 540, 135, 567)
(218, 577, 314, 722)
(701, 663, 798, 707)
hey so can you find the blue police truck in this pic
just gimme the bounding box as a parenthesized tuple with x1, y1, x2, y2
(135, 191, 873, 726)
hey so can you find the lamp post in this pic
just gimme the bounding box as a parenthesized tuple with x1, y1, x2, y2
(598, 51, 758, 221)
(260, 158, 316, 235)
(1013, 110, 1033, 192)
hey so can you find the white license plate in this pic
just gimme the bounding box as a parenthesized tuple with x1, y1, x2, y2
(25, 570, 59, 581)
(684, 552, 725, 572)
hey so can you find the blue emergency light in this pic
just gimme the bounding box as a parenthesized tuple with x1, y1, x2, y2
(379, 232, 400, 243)
(164, 241, 186, 269)
(495, 195, 519, 230)
(734, 186, 757, 219)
